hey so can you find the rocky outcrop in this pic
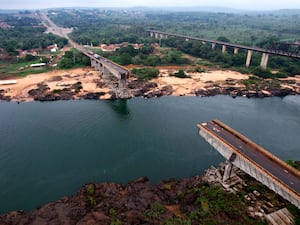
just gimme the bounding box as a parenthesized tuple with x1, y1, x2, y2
(28, 84, 75, 101)
(128, 80, 158, 97)
(28, 82, 83, 101)
(82, 92, 106, 100)
(1, 162, 299, 225)
(0, 89, 11, 101)
(194, 86, 299, 98)
(0, 175, 264, 225)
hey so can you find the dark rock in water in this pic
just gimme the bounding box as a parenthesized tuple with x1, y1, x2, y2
(161, 85, 173, 95)
(0, 89, 11, 101)
(109, 91, 117, 100)
(195, 88, 208, 96)
(82, 92, 106, 100)
(272, 88, 292, 97)
(129, 81, 158, 97)
(143, 90, 162, 98)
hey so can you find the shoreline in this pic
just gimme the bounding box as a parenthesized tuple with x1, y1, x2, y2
(0, 67, 300, 102)
(0, 163, 298, 224)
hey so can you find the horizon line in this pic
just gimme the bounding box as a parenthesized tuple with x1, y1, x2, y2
(1, 6, 300, 12)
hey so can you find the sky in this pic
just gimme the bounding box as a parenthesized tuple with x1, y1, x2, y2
(1, 0, 300, 10)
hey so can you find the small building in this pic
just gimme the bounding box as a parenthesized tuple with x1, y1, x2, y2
(0, 80, 17, 85)
(30, 63, 46, 67)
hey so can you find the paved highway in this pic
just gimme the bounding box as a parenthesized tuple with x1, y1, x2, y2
(40, 13, 129, 76)
(201, 121, 300, 195)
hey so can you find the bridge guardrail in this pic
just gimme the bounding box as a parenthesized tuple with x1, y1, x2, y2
(212, 119, 300, 179)
(198, 121, 300, 201)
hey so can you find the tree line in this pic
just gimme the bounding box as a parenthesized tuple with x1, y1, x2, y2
(0, 14, 68, 55)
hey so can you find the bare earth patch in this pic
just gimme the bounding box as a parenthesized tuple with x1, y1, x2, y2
(153, 69, 249, 96)
(1, 67, 299, 101)
(0, 68, 112, 102)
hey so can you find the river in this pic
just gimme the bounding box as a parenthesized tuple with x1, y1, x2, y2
(0, 96, 300, 213)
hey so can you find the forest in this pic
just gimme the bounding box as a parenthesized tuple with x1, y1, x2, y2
(0, 13, 68, 55)
(48, 9, 300, 76)
(0, 8, 299, 76)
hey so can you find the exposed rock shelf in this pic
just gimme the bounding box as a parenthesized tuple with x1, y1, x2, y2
(1, 164, 298, 225)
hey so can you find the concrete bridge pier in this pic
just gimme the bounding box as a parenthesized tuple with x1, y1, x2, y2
(246, 50, 253, 68)
(90, 59, 96, 68)
(117, 78, 131, 99)
(223, 161, 233, 182)
(222, 45, 227, 54)
(260, 53, 269, 69)
(223, 153, 236, 182)
(154, 33, 159, 39)
(150, 32, 154, 37)
(234, 47, 239, 55)
(212, 43, 216, 50)
(102, 66, 110, 77)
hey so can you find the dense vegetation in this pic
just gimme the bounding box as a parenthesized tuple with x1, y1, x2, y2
(0, 13, 68, 55)
(1, 9, 300, 77)
(48, 9, 300, 76)
(49, 9, 300, 46)
(58, 49, 90, 69)
(131, 68, 160, 80)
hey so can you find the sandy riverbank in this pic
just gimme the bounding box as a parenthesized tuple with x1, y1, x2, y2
(0, 67, 111, 102)
(153, 69, 249, 96)
(0, 67, 299, 102)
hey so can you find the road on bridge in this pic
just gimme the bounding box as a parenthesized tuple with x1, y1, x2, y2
(201, 121, 300, 195)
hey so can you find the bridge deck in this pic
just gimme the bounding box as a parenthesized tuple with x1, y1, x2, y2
(199, 120, 300, 195)
(85, 52, 129, 76)
(148, 30, 300, 59)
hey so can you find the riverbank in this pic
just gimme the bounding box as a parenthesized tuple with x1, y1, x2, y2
(0, 67, 300, 102)
(1, 163, 298, 225)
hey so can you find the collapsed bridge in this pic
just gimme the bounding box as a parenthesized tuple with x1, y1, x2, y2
(198, 120, 300, 209)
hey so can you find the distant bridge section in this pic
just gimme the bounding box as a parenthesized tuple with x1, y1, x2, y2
(40, 13, 131, 99)
(148, 30, 300, 69)
(83, 51, 131, 98)
(198, 120, 300, 209)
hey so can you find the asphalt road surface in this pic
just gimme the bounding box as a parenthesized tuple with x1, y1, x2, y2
(201, 121, 300, 195)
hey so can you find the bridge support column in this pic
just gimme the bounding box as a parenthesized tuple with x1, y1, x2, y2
(223, 153, 236, 182)
(117, 78, 131, 99)
(222, 45, 227, 54)
(212, 43, 216, 49)
(154, 33, 159, 39)
(234, 47, 239, 55)
(90, 59, 96, 68)
(150, 32, 154, 37)
(102, 66, 110, 77)
(260, 53, 269, 69)
(246, 50, 253, 68)
(185, 38, 189, 41)
(223, 161, 233, 182)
